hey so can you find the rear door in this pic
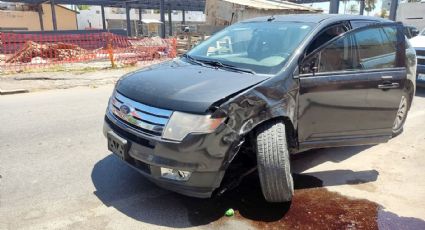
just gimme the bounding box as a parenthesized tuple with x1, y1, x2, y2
(297, 22, 406, 148)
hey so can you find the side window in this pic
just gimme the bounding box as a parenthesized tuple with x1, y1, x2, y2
(301, 25, 398, 75)
(355, 27, 397, 70)
(318, 34, 358, 72)
(301, 33, 358, 73)
(306, 24, 348, 55)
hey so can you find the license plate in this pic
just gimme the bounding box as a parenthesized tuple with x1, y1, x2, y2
(107, 131, 130, 161)
(418, 74, 425, 81)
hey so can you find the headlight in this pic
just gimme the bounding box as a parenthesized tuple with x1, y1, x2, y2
(162, 111, 225, 141)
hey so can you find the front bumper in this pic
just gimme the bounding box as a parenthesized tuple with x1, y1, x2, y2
(103, 112, 239, 198)
(417, 64, 425, 87)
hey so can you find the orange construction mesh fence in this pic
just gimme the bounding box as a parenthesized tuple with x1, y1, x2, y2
(0, 32, 177, 73)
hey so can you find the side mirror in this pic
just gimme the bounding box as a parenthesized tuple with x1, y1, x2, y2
(301, 54, 319, 75)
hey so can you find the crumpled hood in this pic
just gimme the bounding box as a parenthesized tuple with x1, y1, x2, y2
(116, 59, 270, 114)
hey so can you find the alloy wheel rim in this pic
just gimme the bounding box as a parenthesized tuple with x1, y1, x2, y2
(393, 96, 408, 130)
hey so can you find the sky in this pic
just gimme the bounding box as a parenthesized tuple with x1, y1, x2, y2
(304, 0, 384, 15)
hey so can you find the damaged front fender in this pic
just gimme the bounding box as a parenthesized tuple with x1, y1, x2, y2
(221, 74, 298, 136)
(213, 73, 299, 168)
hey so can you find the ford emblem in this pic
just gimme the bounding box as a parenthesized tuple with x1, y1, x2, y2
(119, 104, 131, 115)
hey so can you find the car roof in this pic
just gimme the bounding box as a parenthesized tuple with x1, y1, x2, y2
(242, 14, 390, 24)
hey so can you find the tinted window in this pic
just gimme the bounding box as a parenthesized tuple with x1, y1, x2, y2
(317, 34, 358, 72)
(301, 25, 398, 74)
(306, 24, 348, 55)
(355, 27, 396, 69)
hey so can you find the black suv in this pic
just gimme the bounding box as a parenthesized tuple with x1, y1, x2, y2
(104, 14, 417, 202)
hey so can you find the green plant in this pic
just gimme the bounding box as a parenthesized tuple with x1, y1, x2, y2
(348, 3, 359, 14)
(380, 9, 388, 18)
(364, 0, 377, 15)
(77, 5, 90, 10)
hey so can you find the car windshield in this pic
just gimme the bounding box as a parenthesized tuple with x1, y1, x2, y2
(186, 21, 314, 75)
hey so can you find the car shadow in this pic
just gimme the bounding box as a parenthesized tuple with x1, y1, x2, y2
(291, 145, 373, 173)
(92, 145, 382, 228)
(91, 154, 319, 227)
(291, 145, 380, 186)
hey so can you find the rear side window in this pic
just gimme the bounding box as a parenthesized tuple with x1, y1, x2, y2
(354, 27, 397, 70)
(301, 25, 399, 74)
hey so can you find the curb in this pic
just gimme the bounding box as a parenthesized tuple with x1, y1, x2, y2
(0, 88, 29, 95)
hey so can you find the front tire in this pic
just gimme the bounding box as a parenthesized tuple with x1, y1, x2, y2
(256, 121, 294, 202)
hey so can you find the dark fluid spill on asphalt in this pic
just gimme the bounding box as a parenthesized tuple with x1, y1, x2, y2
(181, 173, 425, 229)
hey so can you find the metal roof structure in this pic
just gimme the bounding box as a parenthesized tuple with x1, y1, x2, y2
(0, 0, 400, 37)
(0, 0, 206, 37)
(222, 0, 319, 11)
(0, 0, 206, 11)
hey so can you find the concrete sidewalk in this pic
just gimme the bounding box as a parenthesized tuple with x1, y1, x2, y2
(0, 67, 137, 93)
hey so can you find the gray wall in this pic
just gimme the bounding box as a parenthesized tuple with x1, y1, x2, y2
(397, 2, 425, 31)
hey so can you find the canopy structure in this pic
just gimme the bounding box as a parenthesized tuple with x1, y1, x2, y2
(0, 0, 401, 37)
(0, 0, 206, 11)
(1, 0, 206, 37)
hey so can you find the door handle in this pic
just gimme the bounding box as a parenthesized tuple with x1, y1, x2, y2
(378, 82, 400, 89)
(381, 76, 393, 80)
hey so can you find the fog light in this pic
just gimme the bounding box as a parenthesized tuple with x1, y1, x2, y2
(160, 167, 191, 181)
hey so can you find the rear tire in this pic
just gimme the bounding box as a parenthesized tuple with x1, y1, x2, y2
(392, 93, 410, 137)
(256, 121, 294, 202)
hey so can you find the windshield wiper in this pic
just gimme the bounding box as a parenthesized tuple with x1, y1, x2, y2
(183, 55, 256, 74)
(182, 54, 208, 67)
(200, 60, 256, 75)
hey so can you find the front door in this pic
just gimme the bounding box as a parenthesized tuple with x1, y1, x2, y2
(297, 23, 406, 148)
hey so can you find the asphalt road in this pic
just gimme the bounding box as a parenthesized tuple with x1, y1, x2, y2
(1, 85, 425, 229)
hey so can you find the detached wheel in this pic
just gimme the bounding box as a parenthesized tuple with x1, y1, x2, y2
(392, 94, 410, 137)
(256, 121, 294, 202)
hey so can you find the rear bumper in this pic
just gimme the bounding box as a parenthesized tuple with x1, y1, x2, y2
(103, 112, 238, 198)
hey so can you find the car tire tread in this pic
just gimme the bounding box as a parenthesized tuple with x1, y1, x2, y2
(392, 92, 411, 137)
(256, 121, 293, 202)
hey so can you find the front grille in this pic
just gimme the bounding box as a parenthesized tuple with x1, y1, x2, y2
(105, 116, 155, 148)
(110, 91, 172, 136)
(416, 48, 425, 57)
